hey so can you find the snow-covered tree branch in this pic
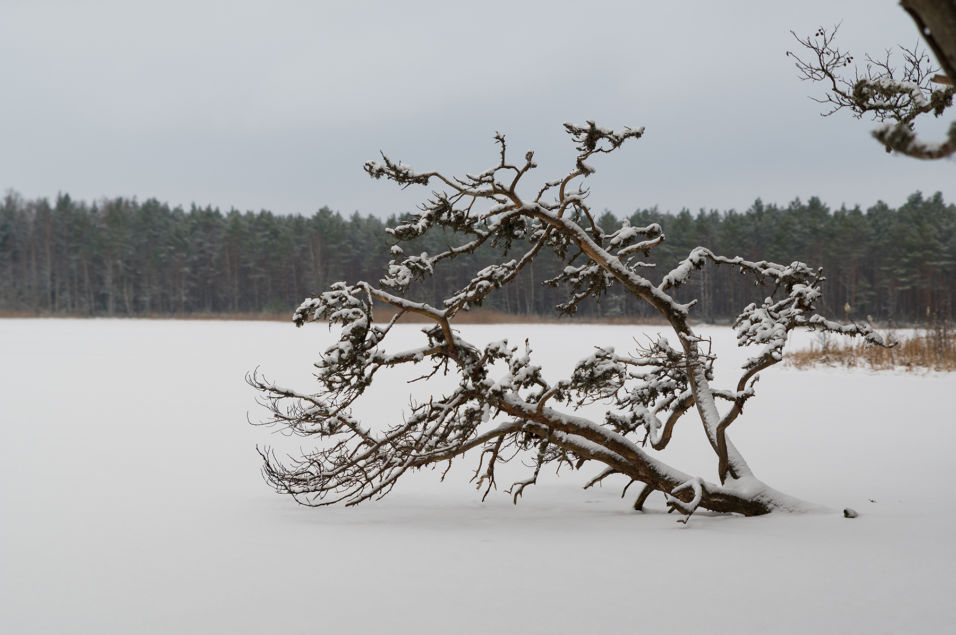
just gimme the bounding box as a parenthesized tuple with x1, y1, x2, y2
(788, 24, 955, 159)
(251, 122, 887, 521)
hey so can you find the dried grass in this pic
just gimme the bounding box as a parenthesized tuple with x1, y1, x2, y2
(788, 325, 956, 372)
(0, 309, 292, 322)
(0, 307, 667, 325)
(0, 309, 42, 318)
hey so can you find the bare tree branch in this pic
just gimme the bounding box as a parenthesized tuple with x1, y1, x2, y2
(788, 24, 955, 158)
(252, 122, 885, 521)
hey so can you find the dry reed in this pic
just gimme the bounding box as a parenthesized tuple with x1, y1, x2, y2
(788, 325, 956, 372)
(0, 307, 667, 325)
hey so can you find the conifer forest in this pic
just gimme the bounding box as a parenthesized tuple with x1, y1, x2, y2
(1, 190, 952, 324)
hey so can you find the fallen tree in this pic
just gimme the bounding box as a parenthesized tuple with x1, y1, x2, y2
(250, 122, 885, 521)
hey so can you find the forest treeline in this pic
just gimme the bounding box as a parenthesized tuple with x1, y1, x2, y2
(1, 190, 953, 324)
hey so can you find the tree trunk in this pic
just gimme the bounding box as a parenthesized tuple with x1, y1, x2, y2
(901, 0, 956, 82)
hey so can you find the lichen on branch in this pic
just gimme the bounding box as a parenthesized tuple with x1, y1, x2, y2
(788, 25, 955, 158)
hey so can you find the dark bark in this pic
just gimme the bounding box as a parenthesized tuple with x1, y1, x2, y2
(902, 0, 956, 83)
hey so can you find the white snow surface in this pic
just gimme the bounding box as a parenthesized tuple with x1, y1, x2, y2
(1, 319, 954, 634)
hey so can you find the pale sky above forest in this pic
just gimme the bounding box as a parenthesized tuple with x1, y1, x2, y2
(1, 0, 953, 218)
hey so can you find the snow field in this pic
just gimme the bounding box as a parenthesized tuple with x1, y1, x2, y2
(0, 319, 953, 634)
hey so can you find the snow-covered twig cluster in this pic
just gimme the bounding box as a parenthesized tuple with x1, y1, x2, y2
(252, 122, 887, 520)
(788, 25, 955, 159)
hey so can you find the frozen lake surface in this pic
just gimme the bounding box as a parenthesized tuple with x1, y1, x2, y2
(1, 318, 954, 634)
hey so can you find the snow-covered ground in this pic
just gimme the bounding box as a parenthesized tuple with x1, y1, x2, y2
(1, 318, 953, 634)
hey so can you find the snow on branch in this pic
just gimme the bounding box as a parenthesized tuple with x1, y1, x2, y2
(294, 282, 366, 325)
(660, 247, 819, 292)
(563, 121, 646, 157)
(253, 121, 882, 522)
(872, 119, 956, 160)
(788, 25, 955, 158)
(605, 219, 664, 257)
(364, 154, 431, 187)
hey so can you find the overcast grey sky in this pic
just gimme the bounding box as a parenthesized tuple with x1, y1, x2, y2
(1, 0, 952, 218)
